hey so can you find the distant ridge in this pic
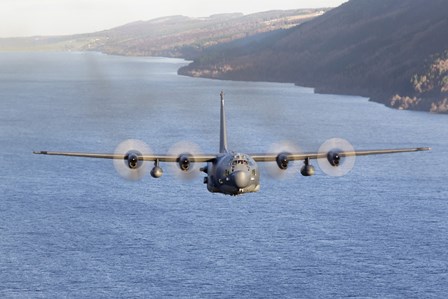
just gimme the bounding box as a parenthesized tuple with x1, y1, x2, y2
(2, 2, 446, 113)
(179, 0, 448, 113)
(0, 9, 327, 59)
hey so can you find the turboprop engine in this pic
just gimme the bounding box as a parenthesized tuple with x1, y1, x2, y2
(178, 154, 192, 172)
(276, 152, 290, 170)
(125, 151, 143, 169)
(327, 151, 341, 167)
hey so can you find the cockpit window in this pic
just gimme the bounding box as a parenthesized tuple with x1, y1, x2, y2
(232, 160, 248, 165)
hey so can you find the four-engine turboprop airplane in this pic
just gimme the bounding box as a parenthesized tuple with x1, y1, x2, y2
(34, 92, 431, 196)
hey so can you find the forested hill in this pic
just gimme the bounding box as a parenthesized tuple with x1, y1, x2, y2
(179, 0, 448, 113)
(0, 9, 327, 59)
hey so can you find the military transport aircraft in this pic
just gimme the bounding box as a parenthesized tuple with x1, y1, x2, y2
(34, 92, 430, 196)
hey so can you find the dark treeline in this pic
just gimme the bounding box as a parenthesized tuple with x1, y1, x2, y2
(179, 0, 448, 113)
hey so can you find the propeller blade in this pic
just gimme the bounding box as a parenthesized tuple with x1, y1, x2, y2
(113, 139, 151, 181)
(317, 138, 356, 176)
(167, 141, 203, 181)
(265, 140, 302, 179)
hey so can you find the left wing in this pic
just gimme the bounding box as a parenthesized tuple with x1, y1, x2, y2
(249, 147, 431, 162)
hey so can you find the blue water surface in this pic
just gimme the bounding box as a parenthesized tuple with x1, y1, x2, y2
(1, 52, 447, 298)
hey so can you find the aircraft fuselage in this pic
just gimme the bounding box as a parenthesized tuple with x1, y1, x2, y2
(205, 152, 260, 195)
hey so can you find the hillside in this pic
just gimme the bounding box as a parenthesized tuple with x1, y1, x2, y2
(179, 0, 448, 113)
(0, 9, 327, 59)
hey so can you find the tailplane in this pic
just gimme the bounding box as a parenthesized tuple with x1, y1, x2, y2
(220, 91, 228, 153)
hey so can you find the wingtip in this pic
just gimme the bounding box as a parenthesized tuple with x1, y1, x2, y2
(33, 151, 47, 155)
(418, 147, 431, 151)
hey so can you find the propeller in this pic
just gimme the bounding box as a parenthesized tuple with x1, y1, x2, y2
(266, 140, 302, 179)
(113, 139, 152, 181)
(167, 141, 203, 181)
(317, 138, 356, 177)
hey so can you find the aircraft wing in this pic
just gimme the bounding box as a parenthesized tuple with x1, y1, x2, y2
(34, 147, 430, 162)
(249, 147, 431, 162)
(32, 151, 217, 162)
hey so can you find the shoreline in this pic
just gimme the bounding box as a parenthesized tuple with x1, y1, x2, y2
(1, 50, 443, 114)
(177, 63, 447, 115)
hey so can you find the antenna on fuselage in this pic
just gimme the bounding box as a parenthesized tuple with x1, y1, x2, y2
(220, 91, 229, 153)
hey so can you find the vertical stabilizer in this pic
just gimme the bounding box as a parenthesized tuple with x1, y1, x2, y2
(220, 91, 228, 153)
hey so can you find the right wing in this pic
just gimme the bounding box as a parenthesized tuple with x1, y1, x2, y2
(32, 151, 217, 162)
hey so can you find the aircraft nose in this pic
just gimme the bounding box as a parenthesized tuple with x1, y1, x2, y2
(231, 170, 250, 189)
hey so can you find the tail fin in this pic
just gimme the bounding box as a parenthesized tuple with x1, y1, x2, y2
(220, 91, 228, 153)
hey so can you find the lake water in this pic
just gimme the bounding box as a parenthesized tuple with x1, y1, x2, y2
(1, 52, 447, 298)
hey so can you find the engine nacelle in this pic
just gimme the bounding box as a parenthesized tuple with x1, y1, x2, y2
(125, 151, 143, 169)
(327, 151, 341, 167)
(178, 154, 191, 172)
(276, 153, 289, 170)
